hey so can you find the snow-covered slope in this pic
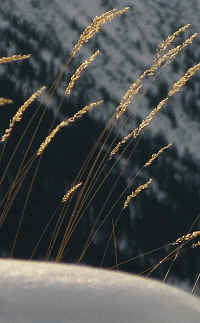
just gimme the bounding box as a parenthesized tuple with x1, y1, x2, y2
(0, 259, 200, 323)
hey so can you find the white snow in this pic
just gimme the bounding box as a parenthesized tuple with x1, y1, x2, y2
(0, 258, 200, 323)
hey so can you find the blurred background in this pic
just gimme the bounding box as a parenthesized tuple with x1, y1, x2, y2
(1, 0, 200, 294)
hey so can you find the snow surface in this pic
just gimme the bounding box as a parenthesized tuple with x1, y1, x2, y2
(0, 259, 200, 323)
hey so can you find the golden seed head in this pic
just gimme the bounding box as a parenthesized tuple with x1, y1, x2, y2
(0, 98, 13, 106)
(0, 54, 31, 64)
(70, 7, 130, 59)
(123, 178, 152, 209)
(62, 182, 82, 203)
(171, 231, 200, 246)
(144, 143, 172, 168)
(1, 86, 46, 143)
(110, 98, 168, 158)
(168, 62, 200, 97)
(115, 84, 143, 120)
(65, 50, 100, 95)
(192, 241, 200, 248)
(36, 99, 104, 156)
(154, 24, 191, 62)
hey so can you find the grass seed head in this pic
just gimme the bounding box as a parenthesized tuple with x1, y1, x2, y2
(144, 143, 172, 168)
(171, 231, 200, 246)
(154, 24, 191, 62)
(0, 98, 13, 106)
(1, 86, 46, 143)
(123, 178, 152, 209)
(36, 99, 104, 156)
(149, 33, 198, 76)
(65, 50, 100, 95)
(70, 7, 130, 59)
(0, 54, 31, 64)
(62, 182, 82, 203)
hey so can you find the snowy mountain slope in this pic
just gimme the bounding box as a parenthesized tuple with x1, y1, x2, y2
(1, 0, 200, 287)
(0, 259, 200, 323)
(1, 0, 200, 156)
(1, 0, 200, 158)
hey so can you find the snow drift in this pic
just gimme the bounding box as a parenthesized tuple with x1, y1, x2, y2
(0, 259, 199, 323)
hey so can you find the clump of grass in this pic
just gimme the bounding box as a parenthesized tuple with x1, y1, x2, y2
(0, 6, 200, 294)
(110, 59, 200, 158)
(114, 28, 198, 121)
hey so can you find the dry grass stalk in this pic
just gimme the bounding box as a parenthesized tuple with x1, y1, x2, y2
(123, 178, 152, 209)
(115, 62, 162, 121)
(168, 62, 200, 97)
(149, 33, 198, 76)
(154, 24, 191, 61)
(37, 99, 104, 156)
(110, 98, 168, 158)
(171, 231, 200, 246)
(111, 60, 200, 158)
(0, 54, 31, 64)
(192, 241, 200, 248)
(62, 182, 82, 203)
(70, 7, 130, 59)
(144, 143, 172, 168)
(115, 83, 143, 120)
(131, 98, 168, 136)
(162, 33, 198, 69)
(1, 86, 46, 143)
(65, 50, 100, 95)
(0, 98, 13, 106)
(115, 28, 197, 120)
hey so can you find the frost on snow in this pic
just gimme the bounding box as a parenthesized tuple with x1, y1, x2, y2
(0, 259, 200, 323)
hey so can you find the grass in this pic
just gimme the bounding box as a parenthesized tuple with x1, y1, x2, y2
(0, 6, 200, 294)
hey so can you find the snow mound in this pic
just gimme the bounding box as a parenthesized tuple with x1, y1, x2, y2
(0, 259, 199, 323)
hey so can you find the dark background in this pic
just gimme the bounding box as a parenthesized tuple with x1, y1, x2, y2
(0, 0, 200, 293)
